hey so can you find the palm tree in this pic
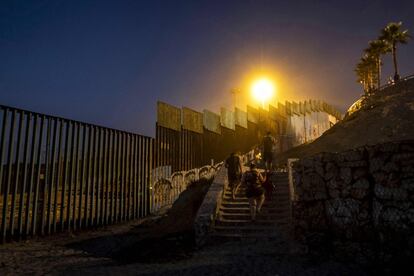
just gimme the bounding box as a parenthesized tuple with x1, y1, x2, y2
(364, 40, 390, 88)
(379, 22, 410, 81)
(355, 64, 368, 92)
(355, 55, 377, 93)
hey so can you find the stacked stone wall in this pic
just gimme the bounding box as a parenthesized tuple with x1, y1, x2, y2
(292, 141, 414, 264)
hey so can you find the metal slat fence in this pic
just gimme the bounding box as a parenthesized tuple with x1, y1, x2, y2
(0, 105, 153, 242)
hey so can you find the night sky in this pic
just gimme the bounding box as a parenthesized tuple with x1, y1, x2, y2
(1, 0, 413, 137)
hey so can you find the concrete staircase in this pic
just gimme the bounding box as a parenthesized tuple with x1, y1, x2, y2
(211, 172, 292, 240)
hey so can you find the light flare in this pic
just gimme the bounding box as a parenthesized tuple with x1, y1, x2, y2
(251, 78, 275, 108)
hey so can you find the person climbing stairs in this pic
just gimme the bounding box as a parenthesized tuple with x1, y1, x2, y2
(211, 172, 291, 240)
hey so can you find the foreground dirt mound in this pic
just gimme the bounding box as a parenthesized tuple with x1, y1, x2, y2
(277, 78, 414, 162)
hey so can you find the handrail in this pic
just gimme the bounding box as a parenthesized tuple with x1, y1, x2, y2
(346, 73, 414, 116)
(376, 74, 414, 92)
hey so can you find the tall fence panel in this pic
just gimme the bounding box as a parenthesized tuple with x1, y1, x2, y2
(0, 105, 153, 242)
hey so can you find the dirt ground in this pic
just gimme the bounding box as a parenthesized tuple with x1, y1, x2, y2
(0, 223, 367, 276)
(0, 177, 369, 276)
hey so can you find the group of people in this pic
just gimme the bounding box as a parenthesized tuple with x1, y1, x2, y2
(224, 132, 277, 221)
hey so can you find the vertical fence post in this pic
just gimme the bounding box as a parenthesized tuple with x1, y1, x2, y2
(25, 114, 39, 236)
(127, 134, 132, 220)
(122, 133, 127, 221)
(39, 117, 51, 235)
(1, 109, 15, 241)
(59, 121, 71, 232)
(52, 119, 63, 233)
(95, 127, 102, 226)
(72, 122, 81, 231)
(121, 133, 127, 221)
(138, 136, 142, 218)
(109, 130, 116, 224)
(46, 119, 58, 234)
(18, 113, 32, 238)
(104, 130, 111, 225)
(78, 125, 87, 229)
(31, 115, 45, 236)
(84, 126, 93, 228)
(132, 135, 137, 219)
(0, 108, 8, 234)
(101, 129, 108, 225)
(9, 111, 24, 237)
(66, 120, 76, 231)
(89, 127, 98, 226)
(115, 132, 121, 223)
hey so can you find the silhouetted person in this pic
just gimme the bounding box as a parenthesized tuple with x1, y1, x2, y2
(262, 131, 276, 171)
(235, 163, 265, 222)
(225, 152, 242, 199)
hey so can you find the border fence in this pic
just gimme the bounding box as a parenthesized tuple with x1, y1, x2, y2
(0, 98, 341, 242)
(0, 105, 153, 242)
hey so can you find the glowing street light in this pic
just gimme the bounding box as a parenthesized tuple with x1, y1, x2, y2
(251, 78, 275, 108)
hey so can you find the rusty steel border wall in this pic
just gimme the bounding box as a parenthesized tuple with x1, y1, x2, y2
(155, 100, 342, 175)
(0, 99, 341, 243)
(0, 105, 153, 243)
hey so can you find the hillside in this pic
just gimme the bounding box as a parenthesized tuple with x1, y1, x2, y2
(277, 77, 414, 163)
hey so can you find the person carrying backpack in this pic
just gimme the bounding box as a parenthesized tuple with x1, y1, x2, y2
(225, 152, 243, 199)
(234, 163, 266, 221)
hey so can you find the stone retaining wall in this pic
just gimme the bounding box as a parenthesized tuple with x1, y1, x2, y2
(292, 141, 414, 263)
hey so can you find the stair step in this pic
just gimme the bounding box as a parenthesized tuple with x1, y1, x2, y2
(222, 196, 289, 201)
(272, 178, 289, 181)
(209, 232, 280, 240)
(221, 201, 289, 208)
(213, 225, 283, 234)
(225, 189, 289, 193)
(215, 219, 278, 227)
(219, 218, 288, 223)
(224, 191, 290, 197)
(222, 195, 288, 201)
(272, 184, 289, 188)
(223, 198, 290, 203)
(221, 212, 291, 220)
(221, 200, 289, 207)
(223, 191, 290, 200)
(273, 181, 289, 184)
(219, 207, 290, 214)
